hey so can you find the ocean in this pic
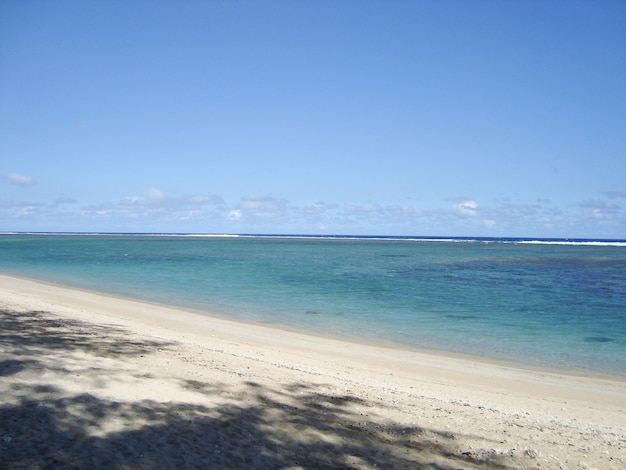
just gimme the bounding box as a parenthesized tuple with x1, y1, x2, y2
(1, 233, 625, 378)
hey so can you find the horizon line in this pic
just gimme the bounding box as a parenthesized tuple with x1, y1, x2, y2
(1, 231, 625, 244)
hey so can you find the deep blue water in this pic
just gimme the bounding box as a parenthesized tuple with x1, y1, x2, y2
(1, 233, 625, 377)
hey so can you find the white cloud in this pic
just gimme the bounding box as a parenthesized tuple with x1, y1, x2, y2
(146, 188, 165, 201)
(463, 199, 568, 234)
(2, 173, 35, 187)
(0, 200, 43, 220)
(121, 188, 165, 206)
(227, 209, 242, 221)
(302, 201, 337, 216)
(578, 199, 621, 220)
(188, 195, 224, 205)
(233, 195, 289, 220)
(343, 202, 387, 221)
(80, 189, 225, 225)
(14, 206, 39, 218)
(453, 200, 478, 217)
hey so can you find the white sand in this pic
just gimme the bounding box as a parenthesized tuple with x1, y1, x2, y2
(1, 273, 625, 469)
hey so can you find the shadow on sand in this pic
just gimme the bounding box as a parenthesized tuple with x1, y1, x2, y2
(0, 308, 509, 469)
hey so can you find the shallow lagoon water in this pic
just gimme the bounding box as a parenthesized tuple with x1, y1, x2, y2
(1, 233, 625, 377)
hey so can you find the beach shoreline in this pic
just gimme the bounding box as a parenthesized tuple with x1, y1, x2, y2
(3, 271, 623, 383)
(1, 273, 625, 468)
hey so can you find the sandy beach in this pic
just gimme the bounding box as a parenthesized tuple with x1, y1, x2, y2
(1, 274, 624, 469)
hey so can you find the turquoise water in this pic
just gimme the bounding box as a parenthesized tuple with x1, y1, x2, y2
(1, 233, 625, 377)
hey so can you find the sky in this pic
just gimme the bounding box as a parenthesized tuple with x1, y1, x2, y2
(1, 0, 625, 238)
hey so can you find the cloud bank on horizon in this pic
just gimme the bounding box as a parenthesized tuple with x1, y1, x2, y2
(2, 180, 625, 238)
(1, 2, 625, 238)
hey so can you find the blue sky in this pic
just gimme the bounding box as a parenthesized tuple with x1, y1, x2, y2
(1, 1, 625, 237)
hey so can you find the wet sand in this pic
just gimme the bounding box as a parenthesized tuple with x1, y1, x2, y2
(1, 273, 625, 469)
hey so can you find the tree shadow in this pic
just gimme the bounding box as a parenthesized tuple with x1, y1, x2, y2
(1, 388, 513, 470)
(0, 308, 172, 358)
(0, 308, 513, 469)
